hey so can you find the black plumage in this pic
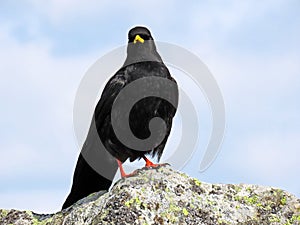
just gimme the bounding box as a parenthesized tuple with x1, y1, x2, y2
(62, 26, 178, 209)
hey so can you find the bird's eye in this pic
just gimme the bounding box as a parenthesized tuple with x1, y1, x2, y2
(129, 37, 135, 42)
(140, 34, 149, 40)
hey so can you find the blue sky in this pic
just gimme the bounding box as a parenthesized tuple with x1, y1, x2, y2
(0, 0, 299, 213)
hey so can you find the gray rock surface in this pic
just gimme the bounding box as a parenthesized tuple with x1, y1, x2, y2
(1, 165, 300, 224)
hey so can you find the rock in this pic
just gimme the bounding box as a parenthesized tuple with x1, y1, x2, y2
(1, 165, 300, 224)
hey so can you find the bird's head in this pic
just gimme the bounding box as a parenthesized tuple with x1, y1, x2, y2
(124, 26, 162, 66)
(128, 26, 153, 44)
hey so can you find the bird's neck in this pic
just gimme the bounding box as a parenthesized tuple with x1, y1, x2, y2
(123, 42, 163, 67)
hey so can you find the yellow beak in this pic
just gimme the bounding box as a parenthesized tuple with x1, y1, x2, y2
(133, 35, 144, 44)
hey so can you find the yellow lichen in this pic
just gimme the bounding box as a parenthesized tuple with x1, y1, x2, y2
(244, 195, 258, 205)
(193, 179, 201, 186)
(124, 196, 143, 208)
(182, 208, 189, 216)
(169, 203, 180, 212)
(0, 210, 8, 218)
(280, 196, 287, 205)
(269, 214, 281, 223)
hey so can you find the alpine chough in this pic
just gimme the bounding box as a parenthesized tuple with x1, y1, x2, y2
(62, 26, 178, 209)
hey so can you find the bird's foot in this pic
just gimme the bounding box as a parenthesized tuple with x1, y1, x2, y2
(121, 170, 138, 178)
(117, 159, 137, 178)
(143, 156, 163, 168)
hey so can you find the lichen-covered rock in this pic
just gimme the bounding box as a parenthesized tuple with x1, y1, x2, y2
(1, 165, 300, 225)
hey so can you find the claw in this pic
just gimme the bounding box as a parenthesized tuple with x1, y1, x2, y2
(117, 159, 137, 178)
(143, 156, 160, 168)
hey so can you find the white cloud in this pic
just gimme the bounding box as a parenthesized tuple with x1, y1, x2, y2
(188, 0, 287, 32)
(0, 24, 98, 211)
(219, 131, 300, 198)
(0, 189, 65, 213)
(25, 0, 175, 26)
(236, 133, 300, 178)
(0, 24, 96, 182)
(1, 0, 299, 212)
(177, 1, 300, 197)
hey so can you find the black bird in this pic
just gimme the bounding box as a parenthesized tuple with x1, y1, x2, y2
(62, 26, 178, 209)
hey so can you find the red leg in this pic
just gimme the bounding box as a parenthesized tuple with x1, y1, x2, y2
(116, 159, 127, 177)
(143, 156, 159, 168)
(116, 159, 136, 178)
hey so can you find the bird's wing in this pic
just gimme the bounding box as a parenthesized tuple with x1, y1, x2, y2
(94, 71, 127, 122)
(62, 72, 127, 209)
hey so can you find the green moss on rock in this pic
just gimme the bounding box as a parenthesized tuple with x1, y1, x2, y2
(0, 165, 299, 225)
